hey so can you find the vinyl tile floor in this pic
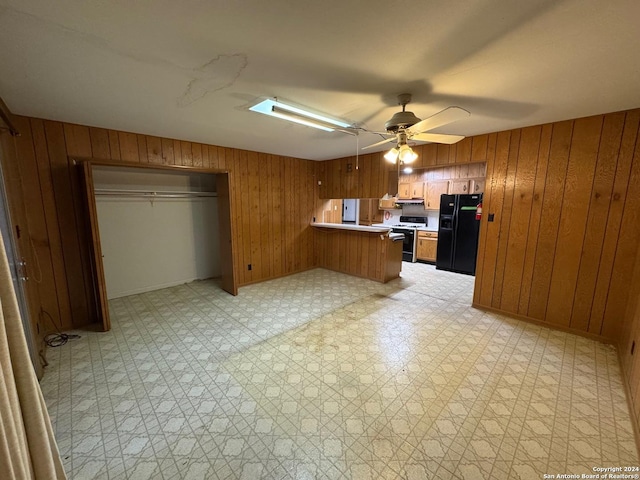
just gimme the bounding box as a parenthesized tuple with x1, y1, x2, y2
(40, 263, 639, 479)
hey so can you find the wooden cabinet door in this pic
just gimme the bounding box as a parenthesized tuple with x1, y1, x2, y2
(410, 181, 424, 198)
(371, 203, 383, 223)
(449, 179, 470, 194)
(424, 237, 437, 261)
(417, 235, 438, 262)
(470, 178, 485, 194)
(359, 199, 370, 224)
(417, 237, 429, 260)
(425, 180, 449, 209)
(398, 183, 411, 199)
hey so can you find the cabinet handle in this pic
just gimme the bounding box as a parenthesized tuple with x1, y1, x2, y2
(463, 185, 467, 191)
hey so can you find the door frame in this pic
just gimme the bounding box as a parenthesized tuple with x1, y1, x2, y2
(75, 158, 238, 331)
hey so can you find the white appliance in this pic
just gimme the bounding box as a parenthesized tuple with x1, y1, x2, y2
(342, 199, 357, 223)
(389, 216, 428, 262)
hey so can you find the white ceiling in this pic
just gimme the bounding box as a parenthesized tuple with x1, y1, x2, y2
(1, 0, 639, 160)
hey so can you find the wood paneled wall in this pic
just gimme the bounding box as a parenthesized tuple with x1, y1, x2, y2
(1, 130, 45, 377)
(474, 110, 640, 341)
(399, 162, 487, 184)
(619, 241, 640, 440)
(319, 135, 490, 199)
(5, 115, 318, 333)
(315, 229, 402, 283)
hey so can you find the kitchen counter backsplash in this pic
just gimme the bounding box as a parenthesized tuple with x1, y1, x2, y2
(379, 205, 439, 229)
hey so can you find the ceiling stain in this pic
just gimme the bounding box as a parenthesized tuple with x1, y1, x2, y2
(177, 54, 248, 108)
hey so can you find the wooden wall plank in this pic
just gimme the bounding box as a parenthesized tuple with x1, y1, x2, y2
(161, 138, 175, 165)
(570, 113, 625, 330)
(471, 134, 489, 162)
(46, 121, 92, 327)
(64, 124, 92, 158)
(13, 119, 65, 330)
(248, 151, 262, 279)
(146, 136, 162, 164)
(477, 131, 511, 306)
(545, 116, 603, 326)
(491, 130, 520, 308)
(589, 111, 640, 335)
(436, 145, 450, 165)
(500, 126, 541, 312)
(456, 138, 472, 163)
(180, 141, 192, 167)
(192, 143, 203, 168)
(526, 120, 574, 320)
(108, 131, 121, 161)
(472, 133, 497, 305)
(118, 132, 139, 162)
(602, 123, 640, 339)
(518, 124, 552, 315)
(89, 127, 110, 159)
(137, 135, 148, 164)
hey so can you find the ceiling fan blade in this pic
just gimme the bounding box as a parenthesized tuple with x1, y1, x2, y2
(407, 106, 470, 135)
(361, 137, 396, 150)
(411, 133, 466, 144)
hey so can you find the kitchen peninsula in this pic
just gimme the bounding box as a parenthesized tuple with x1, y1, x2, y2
(312, 223, 403, 283)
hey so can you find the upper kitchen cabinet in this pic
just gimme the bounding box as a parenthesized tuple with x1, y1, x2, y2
(449, 179, 470, 195)
(424, 180, 450, 210)
(469, 178, 485, 194)
(411, 181, 424, 198)
(398, 182, 411, 199)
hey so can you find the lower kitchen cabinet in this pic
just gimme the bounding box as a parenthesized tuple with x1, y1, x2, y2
(417, 231, 438, 262)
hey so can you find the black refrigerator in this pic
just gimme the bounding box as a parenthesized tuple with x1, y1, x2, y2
(436, 193, 482, 275)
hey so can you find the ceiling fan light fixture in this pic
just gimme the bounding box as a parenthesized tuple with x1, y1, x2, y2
(398, 144, 418, 163)
(384, 148, 399, 163)
(250, 99, 350, 132)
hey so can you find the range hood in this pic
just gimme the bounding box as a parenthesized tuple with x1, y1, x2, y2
(395, 198, 424, 204)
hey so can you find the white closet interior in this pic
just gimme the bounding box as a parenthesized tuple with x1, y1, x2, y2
(92, 166, 220, 299)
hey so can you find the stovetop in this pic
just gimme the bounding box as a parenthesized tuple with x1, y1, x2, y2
(391, 216, 428, 229)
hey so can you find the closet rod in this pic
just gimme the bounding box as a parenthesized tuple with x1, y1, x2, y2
(94, 189, 217, 198)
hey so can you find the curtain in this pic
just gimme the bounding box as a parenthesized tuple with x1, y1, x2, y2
(0, 233, 66, 479)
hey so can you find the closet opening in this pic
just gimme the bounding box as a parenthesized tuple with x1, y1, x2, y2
(78, 160, 237, 331)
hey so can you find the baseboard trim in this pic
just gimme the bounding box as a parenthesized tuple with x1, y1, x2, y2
(471, 303, 614, 345)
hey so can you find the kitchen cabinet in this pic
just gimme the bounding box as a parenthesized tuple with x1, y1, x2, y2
(359, 199, 383, 226)
(398, 182, 411, 199)
(424, 180, 449, 210)
(469, 178, 485, 194)
(410, 181, 424, 198)
(449, 179, 470, 194)
(417, 231, 438, 262)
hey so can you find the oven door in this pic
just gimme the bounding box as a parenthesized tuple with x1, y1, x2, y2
(392, 228, 416, 262)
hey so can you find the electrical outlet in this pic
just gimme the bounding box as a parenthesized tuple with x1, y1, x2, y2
(247, 264, 252, 271)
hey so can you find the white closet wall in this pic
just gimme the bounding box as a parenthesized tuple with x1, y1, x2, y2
(93, 166, 220, 299)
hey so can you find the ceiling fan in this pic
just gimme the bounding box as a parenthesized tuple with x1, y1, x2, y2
(362, 94, 470, 164)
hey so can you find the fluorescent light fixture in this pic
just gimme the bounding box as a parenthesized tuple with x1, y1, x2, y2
(250, 99, 350, 132)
